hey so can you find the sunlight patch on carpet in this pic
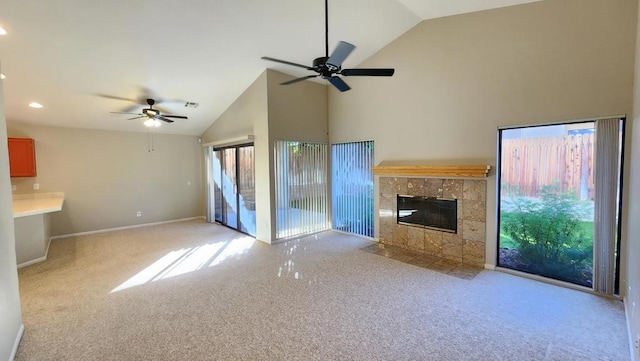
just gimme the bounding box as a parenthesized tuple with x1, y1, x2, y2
(111, 236, 255, 293)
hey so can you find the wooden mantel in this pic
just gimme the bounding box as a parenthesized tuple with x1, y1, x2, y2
(372, 165, 491, 178)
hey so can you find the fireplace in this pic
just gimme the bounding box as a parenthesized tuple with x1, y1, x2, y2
(397, 195, 457, 233)
(378, 177, 487, 267)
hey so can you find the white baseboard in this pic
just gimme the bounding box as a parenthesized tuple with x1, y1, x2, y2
(18, 235, 54, 269)
(9, 324, 24, 361)
(625, 296, 638, 361)
(484, 263, 496, 270)
(17, 256, 47, 269)
(17, 217, 205, 268)
(50, 216, 206, 240)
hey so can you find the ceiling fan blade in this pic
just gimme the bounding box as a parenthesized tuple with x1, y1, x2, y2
(340, 68, 395, 77)
(261, 57, 313, 70)
(111, 111, 143, 115)
(97, 94, 138, 102)
(127, 116, 147, 121)
(157, 116, 175, 123)
(327, 41, 355, 69)
(327, 76, 351, 92)
(281, 75, 318, 85)
(162, 115, 188, 119)
(119, 104, 140, 113)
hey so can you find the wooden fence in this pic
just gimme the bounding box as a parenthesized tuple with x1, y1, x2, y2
(500, 134, 595, 200)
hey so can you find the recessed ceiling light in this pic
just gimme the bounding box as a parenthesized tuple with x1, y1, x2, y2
(0, 73, 5, 79)
(28, 102, 43, 109)
(0, 27, 7, 35)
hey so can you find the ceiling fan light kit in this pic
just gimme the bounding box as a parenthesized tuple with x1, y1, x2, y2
(261, 0, 395, 92)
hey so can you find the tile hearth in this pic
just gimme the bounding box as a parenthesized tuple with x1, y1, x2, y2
(361, 243, 482, 280)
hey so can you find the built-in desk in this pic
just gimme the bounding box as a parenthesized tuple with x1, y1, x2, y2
(12, 192, 64, 267)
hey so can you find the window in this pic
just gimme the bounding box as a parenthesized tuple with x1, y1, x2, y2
(497, 118, 624, 294)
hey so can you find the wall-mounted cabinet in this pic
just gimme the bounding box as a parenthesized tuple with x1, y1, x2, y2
(8, 137, 37, 177)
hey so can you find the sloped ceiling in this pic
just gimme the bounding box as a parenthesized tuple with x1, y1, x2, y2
(0, 0, 539, 136)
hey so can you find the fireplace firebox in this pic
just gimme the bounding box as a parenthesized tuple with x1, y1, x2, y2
(396, 195, 457, 233)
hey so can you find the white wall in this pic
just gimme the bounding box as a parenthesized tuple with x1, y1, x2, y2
(0, 63, 24, 361)
(329, 0, 637, 267)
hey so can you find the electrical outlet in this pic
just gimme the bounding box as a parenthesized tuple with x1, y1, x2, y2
(136, 211, 142, 217)
(33, 183, 39, 190)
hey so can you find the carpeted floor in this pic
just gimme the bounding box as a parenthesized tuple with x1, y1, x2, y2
(15, 219, 630, 360)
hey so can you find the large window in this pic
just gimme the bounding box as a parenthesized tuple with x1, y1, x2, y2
(274, 141, 329, 239)
(497, 118, 624, 294)
(331, 141, 374, 237)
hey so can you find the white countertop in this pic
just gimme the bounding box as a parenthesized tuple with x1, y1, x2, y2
(13, 192, 65, 218)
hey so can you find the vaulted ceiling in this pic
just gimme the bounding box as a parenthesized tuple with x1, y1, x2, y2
(0, 0, 539, 135)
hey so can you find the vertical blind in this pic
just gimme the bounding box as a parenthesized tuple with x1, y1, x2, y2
(274, 141, 329, 239)
(331, 141, 374, 237)
(593, 118, 623, 295)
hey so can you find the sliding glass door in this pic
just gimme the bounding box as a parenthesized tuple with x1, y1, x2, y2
(274, 141, 329, 239)
(497, 118, 624, 293)
(212, 144, 256, 237)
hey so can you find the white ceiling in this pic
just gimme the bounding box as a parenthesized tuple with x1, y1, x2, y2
(397, 0, 541, 20)
(0, 0, 538, 136)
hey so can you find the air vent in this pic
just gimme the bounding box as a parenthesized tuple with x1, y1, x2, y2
(184, 102, 199, 108)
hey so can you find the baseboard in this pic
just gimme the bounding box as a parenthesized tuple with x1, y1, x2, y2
(484, 263, 496, 270)
(17, 256, 47, 269)
(16, 217, 206, 268)
(625, 296, 638, 361)
(50, 216, 206, 240)
(9, 324, 24, 361)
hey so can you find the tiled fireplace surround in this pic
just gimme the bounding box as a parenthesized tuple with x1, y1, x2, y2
(378, 177, 486, 267)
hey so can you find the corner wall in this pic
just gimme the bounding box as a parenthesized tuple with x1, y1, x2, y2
(200, 70, 327, 243)
(0, 63, 24, 361)
(7, 124, 204, 236)
(329, 0, 637, 267)
(625, 1, 640, 358)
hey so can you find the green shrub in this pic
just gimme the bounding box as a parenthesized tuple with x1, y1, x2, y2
(501, 185, 592, 286)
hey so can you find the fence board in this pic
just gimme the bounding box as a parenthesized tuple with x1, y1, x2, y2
(501, 134, 595, 199)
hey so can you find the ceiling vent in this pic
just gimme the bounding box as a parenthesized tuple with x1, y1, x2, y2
(184, 102, 199, 108)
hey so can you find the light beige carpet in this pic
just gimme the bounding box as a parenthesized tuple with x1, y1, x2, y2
(16, 219, 630, 360)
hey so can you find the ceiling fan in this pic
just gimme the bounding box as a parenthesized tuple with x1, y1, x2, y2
(110, 98, 187, 126)
(261, 0, 395, 92)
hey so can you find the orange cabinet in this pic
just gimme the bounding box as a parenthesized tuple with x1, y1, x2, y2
(8, 137, 37, 177)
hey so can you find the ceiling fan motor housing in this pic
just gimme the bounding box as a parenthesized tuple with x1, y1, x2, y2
(313, 56, 338, 78)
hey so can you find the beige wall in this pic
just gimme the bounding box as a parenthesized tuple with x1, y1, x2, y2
(626, 1, 640, 358)
(267, 70, 328, 143)
(0, 64, 23, 361)
(200, 71, 272, 241)
(7, 124, 204, 236)
(200, 70, 327, 243)
(329, 0, 637, 268)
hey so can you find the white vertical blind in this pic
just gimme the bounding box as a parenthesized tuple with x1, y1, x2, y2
(593, 118, 623, 295)
(274, 141, 329, 239)
(331, 141, 374, 237)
